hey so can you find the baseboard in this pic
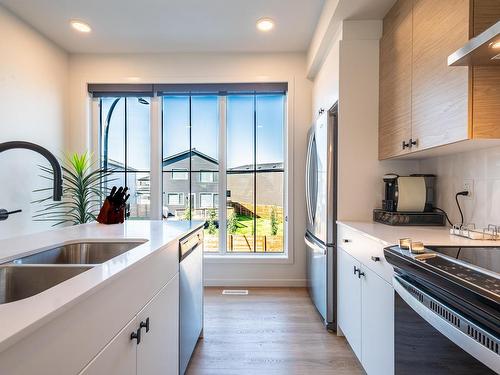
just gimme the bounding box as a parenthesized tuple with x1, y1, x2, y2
(204, 278, 307, 287)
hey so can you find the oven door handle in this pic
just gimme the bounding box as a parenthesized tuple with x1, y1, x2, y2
(393, 276, 500, 373)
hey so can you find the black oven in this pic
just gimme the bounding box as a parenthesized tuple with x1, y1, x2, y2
(394, 275, 498, 374)
(385, 245, 500, 374)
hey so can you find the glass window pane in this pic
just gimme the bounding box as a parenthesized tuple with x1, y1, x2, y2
(101, 97, 125, 170)
(127, 97, 151, 171)
(163, 96, 190, 170)
(227, 172, 255, 252)
(191, 96, 219, 171)
(127, 172, 150, 219)
(256, 171, 284, 253)
(256, 94, 284, 167)
(227, 95, 254, 171)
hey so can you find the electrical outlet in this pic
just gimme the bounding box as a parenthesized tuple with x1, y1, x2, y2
(463, 179, 474, 199)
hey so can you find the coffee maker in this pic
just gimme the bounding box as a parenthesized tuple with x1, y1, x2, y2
(374, 174, 445, 226)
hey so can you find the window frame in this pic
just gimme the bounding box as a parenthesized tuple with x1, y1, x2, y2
(90, 79, 294, 264)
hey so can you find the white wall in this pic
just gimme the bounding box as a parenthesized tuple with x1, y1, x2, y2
(419, 146, 500, 228)
(68, 52, 312, 286)
(0, 5, 68, 240)
(311, 20, 419, 222)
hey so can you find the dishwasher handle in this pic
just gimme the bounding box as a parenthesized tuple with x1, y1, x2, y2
(180, 230, 202, 261)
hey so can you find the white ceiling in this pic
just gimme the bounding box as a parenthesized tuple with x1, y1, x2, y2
(0, 0, 325, 53)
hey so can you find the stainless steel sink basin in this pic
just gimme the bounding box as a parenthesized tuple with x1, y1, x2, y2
(9, 241, 145, 265)
(0, 265, 93, 304)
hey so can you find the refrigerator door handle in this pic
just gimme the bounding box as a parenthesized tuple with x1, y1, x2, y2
(305, 235, 327, 255)
(305, 132, 314, 226)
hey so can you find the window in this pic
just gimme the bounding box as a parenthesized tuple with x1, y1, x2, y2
(99, 96, 151, 219)
(172, 169, 188, 180)
(93, 84, 287, 256)
(162, 92, 285, 254)
(226, 94, 285, 253)
(200, 193, 215, 208)
(167, 193, 184, 206)
(200, 171, 215, 183)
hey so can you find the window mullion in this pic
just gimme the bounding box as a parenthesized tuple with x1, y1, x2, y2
(218, 96, 227, 255)
(150, 95, 162, 220)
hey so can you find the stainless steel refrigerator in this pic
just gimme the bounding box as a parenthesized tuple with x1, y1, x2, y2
(305, 103, 337, 330)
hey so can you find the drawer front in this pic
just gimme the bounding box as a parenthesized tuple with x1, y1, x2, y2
(337, 224, 394, 284)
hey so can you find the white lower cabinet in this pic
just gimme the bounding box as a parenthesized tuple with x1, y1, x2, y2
(337, 248, 362, 359)
(361, 267, 394, 375)
(338, 245, 394, 375)
(80, 274, 179, 375)
(137, 273, 179, 375)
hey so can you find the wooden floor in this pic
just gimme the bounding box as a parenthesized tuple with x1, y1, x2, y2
(186, 287, 363, 375)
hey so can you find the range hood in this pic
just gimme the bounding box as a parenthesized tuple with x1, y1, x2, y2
(448, 21, 500, 66)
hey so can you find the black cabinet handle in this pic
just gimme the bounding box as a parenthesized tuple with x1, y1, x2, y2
(409, 138, 418, 148)
(140, 317, 150, 333)
(402, 140, 410, 150)
(371, 256, 380, 262)
(358, 270, 365, 278)
(342, 239, 351, 243)
(353, 265, 358, 275)
(130, 328, 141, 345)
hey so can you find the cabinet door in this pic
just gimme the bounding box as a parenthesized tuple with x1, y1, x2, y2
(361, 267, 394, 375)
(337, 247, 362, 359)
(379, 0, 413, 159)
(137, 274, 179, 375)
(79, 317, 137, 375)
(411, 0, 470, 151)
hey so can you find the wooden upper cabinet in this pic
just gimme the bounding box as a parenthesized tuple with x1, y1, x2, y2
(379, 0, 500, 160)
(379, 0, 413, 159)
(411, 0, 470, 151)
(471, 0, 500, 139)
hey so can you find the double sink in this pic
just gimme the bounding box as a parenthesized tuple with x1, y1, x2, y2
(0, 241, 145, 304)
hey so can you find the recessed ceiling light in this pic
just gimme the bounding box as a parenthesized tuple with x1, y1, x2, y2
(490, 40, 500, 49)
(70, 20, 92, 33)
(256, 17, 274, 32)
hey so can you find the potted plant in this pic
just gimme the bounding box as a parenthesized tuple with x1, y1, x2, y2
(33, 153, 113, 226)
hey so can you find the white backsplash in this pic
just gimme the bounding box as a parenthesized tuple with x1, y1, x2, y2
(419, 146, 500, 229)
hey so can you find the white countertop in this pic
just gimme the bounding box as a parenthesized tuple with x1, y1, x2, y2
(337, 221, 499, 247)
(0, 220, 204, 352)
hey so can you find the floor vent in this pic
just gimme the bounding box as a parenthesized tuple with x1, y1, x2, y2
(222, 289, 249, 295)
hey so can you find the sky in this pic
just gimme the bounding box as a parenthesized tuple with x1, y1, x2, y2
(103, 94, 285, 171)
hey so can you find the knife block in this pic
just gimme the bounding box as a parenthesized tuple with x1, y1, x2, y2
(97, 198, 125, 224)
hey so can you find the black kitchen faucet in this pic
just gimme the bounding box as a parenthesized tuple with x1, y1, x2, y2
(0, 141, 63, 220)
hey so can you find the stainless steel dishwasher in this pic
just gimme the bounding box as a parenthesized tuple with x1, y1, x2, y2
(179, 228, 204, 375)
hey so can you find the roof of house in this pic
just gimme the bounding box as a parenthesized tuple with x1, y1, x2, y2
(162, 149, 283, 171)
(162, 148, 218, 167)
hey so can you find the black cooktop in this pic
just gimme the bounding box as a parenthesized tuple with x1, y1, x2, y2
(417, 254, 500, 296)
(384, 245, 500, 333)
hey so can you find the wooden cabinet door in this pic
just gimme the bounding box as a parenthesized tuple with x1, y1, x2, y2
(79, 317, 137, 375)
(137, 274, 179, 375)
(379, 0, 413, 159)
(411, 0, 470, 151)
(337, 247, 362, 359)
(361, 267, 394, 375)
